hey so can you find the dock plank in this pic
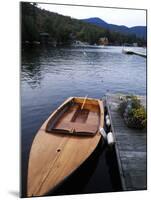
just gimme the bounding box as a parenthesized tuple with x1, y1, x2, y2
(106, 94, 147, 191)
(122, 49, 147, 58)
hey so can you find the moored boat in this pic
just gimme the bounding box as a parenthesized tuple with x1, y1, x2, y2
(27, 96, 104, 197)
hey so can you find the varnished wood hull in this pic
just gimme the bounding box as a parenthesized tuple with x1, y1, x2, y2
(27, 97, 104, 197)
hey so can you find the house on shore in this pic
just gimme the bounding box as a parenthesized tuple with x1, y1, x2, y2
(71, 40, 89, 47)
(40, 32, 57, 46)
(99, 37, 109, 45)
(133, 43, 138, 47)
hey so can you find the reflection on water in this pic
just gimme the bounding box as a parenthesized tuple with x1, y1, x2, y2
(21, 45, 146, 95)
(21, 45, 146, 197)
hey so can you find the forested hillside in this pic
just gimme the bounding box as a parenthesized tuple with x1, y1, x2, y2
(21, 3, 146, 46)
(82, 17, 146, 39)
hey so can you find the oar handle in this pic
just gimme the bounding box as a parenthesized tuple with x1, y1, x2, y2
(81, 95, 88, 110)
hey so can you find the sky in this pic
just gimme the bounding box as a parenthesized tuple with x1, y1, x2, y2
(37, 3, 146, 27)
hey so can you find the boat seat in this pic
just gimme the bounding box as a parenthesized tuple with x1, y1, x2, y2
(53, 121, 98, 135)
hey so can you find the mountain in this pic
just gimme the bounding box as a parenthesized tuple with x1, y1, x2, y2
(82, 17, 146, 39)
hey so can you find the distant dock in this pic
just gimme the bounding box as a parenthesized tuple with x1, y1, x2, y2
(105, 93, 147, 191)
(122, 48, 147, 58)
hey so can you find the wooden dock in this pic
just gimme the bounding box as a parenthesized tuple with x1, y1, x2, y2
(122, 49, 146, 58)
(106, 93, 147, 191)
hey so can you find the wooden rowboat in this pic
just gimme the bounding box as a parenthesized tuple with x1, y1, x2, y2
(27, 97, 104, 197)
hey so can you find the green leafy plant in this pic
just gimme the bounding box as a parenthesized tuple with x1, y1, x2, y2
(118, 95, 146, 129)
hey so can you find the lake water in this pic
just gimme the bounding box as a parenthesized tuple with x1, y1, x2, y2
(21, 45, 146, 197)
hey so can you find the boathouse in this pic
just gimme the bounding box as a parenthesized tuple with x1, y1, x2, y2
(40, 32, 49, 44)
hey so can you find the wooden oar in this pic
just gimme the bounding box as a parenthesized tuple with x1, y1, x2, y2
(81, 95, 88, 110)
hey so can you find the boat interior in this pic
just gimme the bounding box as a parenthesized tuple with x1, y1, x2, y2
(46, 97, 101, 136)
